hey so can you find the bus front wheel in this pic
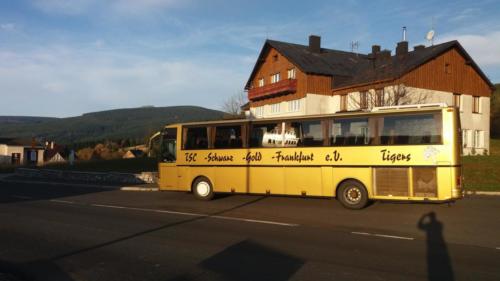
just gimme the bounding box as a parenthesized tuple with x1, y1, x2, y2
(193, 177, 214, 201)
(337, 180, 369, 209)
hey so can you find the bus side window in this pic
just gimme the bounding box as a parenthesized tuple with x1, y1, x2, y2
(286, 120, 324, 147)
(330, 118, 371, 146)
(379, 113, 442, 145)
(214, 125, 243, 149)
(183, 127, 208, 149)
(250, 123, 282, 148)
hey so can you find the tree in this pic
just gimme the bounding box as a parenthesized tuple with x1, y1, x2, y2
(348, 84, 429, 110)
(221, 91, 248, 116)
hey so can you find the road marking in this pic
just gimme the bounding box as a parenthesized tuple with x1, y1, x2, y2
(351, 231, 414, 241)
(351, 231, 371, 236)
(89, 203, 299, 227)
(373, 234, 414, 240)
(11, 195, 33, 200)
(50, 199, 76, 204)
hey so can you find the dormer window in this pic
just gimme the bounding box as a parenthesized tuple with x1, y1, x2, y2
(258, 78, 264, 87)
(271, 73, 280, 84)
(287, 68, 296, 79)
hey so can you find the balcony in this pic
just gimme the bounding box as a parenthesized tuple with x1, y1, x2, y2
(248, 79, 297, 100)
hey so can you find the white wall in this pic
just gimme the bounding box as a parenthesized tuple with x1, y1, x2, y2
(248, 86, 490, 155)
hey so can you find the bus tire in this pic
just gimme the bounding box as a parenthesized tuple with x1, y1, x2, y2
(192, 176, 214, 201)
(337, 180, 369, 210)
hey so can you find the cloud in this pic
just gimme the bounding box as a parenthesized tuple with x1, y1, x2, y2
(0, 45, 248, 117)
(0, 23, 16, 31)
(33, 0, 97, 15)
(32, 0, 186, 17)
(438, 31, 500, 66)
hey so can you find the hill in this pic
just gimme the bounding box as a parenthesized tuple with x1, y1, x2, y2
(0, 106, 228, 144)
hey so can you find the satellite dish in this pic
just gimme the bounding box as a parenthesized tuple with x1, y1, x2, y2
(426, 30, 435, 45)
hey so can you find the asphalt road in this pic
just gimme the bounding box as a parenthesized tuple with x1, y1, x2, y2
(0, 181, 499, 281)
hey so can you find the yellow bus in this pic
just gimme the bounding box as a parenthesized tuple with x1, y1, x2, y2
(158, 104, 462, 209)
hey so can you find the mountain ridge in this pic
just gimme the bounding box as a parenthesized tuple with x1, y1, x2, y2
(0, 105, 228, 144)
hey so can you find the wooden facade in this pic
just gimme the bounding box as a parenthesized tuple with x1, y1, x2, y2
(249, 47, 332, 107)
(401, 48, 491, 97)
(248, 43, 492, 106)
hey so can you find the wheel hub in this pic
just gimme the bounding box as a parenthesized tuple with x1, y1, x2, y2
(196, 182, 210, 197)
(345, 187, 361, 203)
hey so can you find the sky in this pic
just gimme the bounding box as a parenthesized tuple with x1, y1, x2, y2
(0, 0, 499, 117)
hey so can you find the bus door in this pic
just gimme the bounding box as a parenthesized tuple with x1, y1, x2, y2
(159, 128, 181, 190)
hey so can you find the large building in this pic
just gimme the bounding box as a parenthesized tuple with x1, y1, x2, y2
(244, 35, 495, 155)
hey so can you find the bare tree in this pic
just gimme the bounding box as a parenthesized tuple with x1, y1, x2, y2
(221, 91, 248, 116)
(348, 84, 429, 110)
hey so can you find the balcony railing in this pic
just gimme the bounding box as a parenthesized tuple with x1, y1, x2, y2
(248, 79, 297, 100)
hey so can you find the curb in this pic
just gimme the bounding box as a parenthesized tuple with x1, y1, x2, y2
(120, 186, 159, 192)
(465, 190, 500, 196)
(0, 178, 158, 192)
(0, 178, 120, 190)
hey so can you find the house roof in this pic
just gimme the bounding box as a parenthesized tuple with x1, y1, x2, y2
(244, 39, 495, 91)
(0, 138, 44, 148)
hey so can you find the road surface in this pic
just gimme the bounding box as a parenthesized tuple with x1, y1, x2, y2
(1, 181, 499, 281)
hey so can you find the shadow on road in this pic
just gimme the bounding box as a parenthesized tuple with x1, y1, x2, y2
(170, 239, 303, 281)
(0, 181, 111, 204)
(417, 212, 454, 281)
(0, 259, 74, 281)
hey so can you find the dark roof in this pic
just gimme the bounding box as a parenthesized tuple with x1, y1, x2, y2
(44, 144, 66, 160)
(0, 138, 44, 147)
(245, 39, 494, 91)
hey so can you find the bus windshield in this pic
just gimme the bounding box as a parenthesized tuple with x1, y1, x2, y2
(161, 128, 177, 162)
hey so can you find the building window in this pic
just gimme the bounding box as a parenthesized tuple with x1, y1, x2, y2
(474, 130, 484, 148)
(288, 100, 300, 112)
(271, 73, 280, 84)
(287, 68, 296, 79)
(375, 89, 384, 107)
(453, 93, 461, 110)
(258, 78, 264, 87)
(473, 96, 480, 113)
(255, 106, 264, 117)
(360, 91, 368, 109)
(270, 103, 280, 114)
(445, 62, 451, 74)
(340, 94, 347, 111)
(273, 54, 278, 62)
(462, 129, 468, 148)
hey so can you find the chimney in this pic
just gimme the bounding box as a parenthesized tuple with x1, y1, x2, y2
(396, 41, 409, 56)
(309, 35, 321, 53)
(370, 45, 380, 59)
(413, 45, 425, 52)
(379, 50, 391, 60)
(50, 141, 55, 149)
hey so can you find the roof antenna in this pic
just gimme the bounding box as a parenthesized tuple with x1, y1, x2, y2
(350, 41, 359, 53)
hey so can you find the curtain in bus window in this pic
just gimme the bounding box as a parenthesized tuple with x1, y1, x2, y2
(379, 113, 442, 145)
(287, 120, 324, 147)
(214, 125, 243, 148)
(330, 118, 371, 146)
(250, 123, 282, 148)
(184, 127, 208, 149)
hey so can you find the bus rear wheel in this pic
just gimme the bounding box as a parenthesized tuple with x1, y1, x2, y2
(337, 180, 369, 209)
(193, 177, 214, 201)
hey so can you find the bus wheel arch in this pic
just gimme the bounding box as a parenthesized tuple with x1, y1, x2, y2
(335, 179, 369, 209)
(192, 176, 215, 200)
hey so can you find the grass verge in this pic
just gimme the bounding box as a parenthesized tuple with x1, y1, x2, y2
(462, 139, 500, 191)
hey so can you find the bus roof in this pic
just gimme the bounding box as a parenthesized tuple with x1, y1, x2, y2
(163, 104, 454, 129)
